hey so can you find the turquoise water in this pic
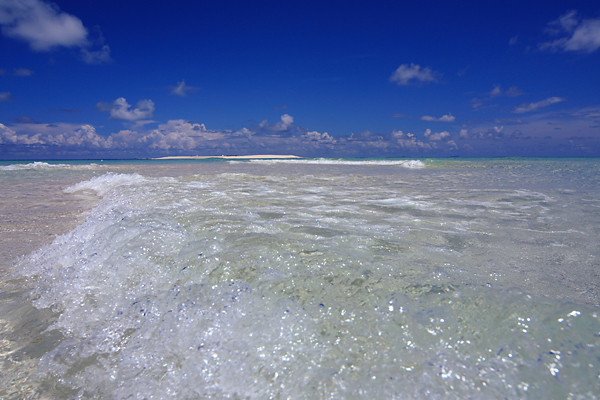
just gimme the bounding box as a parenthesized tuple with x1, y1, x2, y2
(1, 158, 600, 399)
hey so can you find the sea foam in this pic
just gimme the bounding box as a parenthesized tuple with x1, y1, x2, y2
(14, 164, 600, 399)
(0, 161, 100, 171)
(235, 158, 426, 168)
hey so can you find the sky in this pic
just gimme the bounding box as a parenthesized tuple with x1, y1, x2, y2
(1, 0, 599, 159)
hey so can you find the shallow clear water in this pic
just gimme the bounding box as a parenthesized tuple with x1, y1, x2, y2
(2, 158, 600, 399)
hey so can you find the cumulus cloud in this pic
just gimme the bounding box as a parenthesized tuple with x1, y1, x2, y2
(0, 0, 111, 63)
(0, 122, 112, 147)
(0, 91, 14, 102)
(447, 140, 458, 150)
(259, 114, 294, 132)
(424, 128, 450, 141)
(421, 113, 455, 122)
(0, 123, 17, 143)
(140, 120, 224, 150)
(513, 97, 565, 114)
(540, 10, 600, 53)
(390, 130, 432, 150)
(389, 63, 439, 85)
(170, 80, 199, 97)
(301, 130, 336, 145)
(275, 114, 293, 131)
(97, 97, 155, 121)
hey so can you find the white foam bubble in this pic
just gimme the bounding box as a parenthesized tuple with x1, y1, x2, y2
(234, 158, 426, 168)
(64, 172, 148, 197)
(0, 161, 100, 171)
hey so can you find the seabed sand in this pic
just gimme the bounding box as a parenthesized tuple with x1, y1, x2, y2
(0, 174, 100, 399)
(0, 179, 98, 273)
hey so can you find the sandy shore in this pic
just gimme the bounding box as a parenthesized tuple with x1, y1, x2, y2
(0, 177, 98, 273)
(152, 154, 302, 160)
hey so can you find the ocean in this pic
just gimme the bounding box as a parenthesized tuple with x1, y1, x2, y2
(1, 158, 599, 399)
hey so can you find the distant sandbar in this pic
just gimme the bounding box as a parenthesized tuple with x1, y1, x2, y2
(152, 155, 301, 160)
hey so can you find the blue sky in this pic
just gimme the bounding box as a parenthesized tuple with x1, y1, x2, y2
(1, 0, 599, 159)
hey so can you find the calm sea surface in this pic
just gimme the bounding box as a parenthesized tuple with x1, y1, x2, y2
(1, 158, 600, 399)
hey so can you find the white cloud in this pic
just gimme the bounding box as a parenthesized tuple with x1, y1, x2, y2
(0, 123, 17, 143)
(0, 91, 14, 101)
(540, 11, 600, 53)
(141, 120, 225, 150)
(424, 128, 450, 141)
(98, 98, 155, 121)
(513, 97, 565, 114)
(459, 129, 469, 139)
(275, 114, 293, 131)
(260, 114, 294, 132)
(1, 122, 112, 147)
(170, 80, 198, 97)
(0, 0, 111, 63)
(0, 0, 88, 50)
(390, 130, 432, 150)
(302, 130, 336, 145)
(389, 63, 438, 85)
(421, 113, 455, 122)
(234, 127, 254, 138)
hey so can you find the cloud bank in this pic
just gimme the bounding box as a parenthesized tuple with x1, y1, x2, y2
(3, 103, 600, 159)
(0, 113, 459, 158)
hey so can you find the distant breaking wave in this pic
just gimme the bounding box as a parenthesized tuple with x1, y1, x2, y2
(234, 158, 426, 168)
(0, 162, 100, 171)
